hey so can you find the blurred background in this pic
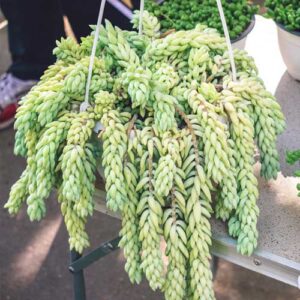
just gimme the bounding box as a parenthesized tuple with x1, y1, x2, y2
(0, 1, 300, 299)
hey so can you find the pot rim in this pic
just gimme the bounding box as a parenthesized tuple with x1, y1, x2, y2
(231, 15, 256, 43)
(276, 22, 300, 37)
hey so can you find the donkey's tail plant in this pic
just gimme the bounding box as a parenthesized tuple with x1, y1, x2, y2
(5, 11, 285, 300)
(286, 150, 300, 196)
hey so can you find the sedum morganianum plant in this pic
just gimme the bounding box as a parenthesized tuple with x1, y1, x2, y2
(5, 10, 285, 300)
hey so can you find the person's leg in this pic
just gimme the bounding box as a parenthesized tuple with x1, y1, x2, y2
(61, 0, 133, 41)
(0, 0, 65, 80)
(0, 0, 65, 129)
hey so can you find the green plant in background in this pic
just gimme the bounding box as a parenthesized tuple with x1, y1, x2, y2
(5, 11, 286, 300)
(265, 0, 300, 32)
(286, 150, 300, 196)
(145, 0, 258, 40)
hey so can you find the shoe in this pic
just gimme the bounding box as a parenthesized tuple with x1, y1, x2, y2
(0, 73, 37, 130)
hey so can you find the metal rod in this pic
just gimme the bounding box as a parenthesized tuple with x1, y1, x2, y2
(70, 250, 86, 300)
(69, 237, 121, 273)
(212, 235, 300, 289)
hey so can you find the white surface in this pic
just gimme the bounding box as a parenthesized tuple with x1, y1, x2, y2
(245, 15, 287, 94)
(277, 25, 300, 81)
(232, 36, 246, 50)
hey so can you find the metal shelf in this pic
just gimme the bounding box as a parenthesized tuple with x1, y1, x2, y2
(93, 188, 300, 289)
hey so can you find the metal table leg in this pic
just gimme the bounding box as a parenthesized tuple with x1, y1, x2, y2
(70, 250, 86, 300)
(68, 237, 120, 300)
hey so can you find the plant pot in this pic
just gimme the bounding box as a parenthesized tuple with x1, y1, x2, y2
(231, 16, 256, 50)
(276, 23, 300, 81)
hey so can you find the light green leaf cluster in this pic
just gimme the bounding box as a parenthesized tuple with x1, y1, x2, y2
(6, 10, 285, 300)
(100, 110, 128, 211)
(132, 10, 161, 39)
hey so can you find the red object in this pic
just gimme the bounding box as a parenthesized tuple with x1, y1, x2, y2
(0, 103, 17, 130)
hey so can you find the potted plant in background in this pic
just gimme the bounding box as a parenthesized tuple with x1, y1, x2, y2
(265, 0, 300, 80)
(286, 149, 300, 197)
(145, 0, 258, 49)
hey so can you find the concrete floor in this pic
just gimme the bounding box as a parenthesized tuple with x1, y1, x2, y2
(1, 6, 300, 300)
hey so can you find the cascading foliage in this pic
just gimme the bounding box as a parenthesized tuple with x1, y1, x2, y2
(5, 11, 285, 300)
